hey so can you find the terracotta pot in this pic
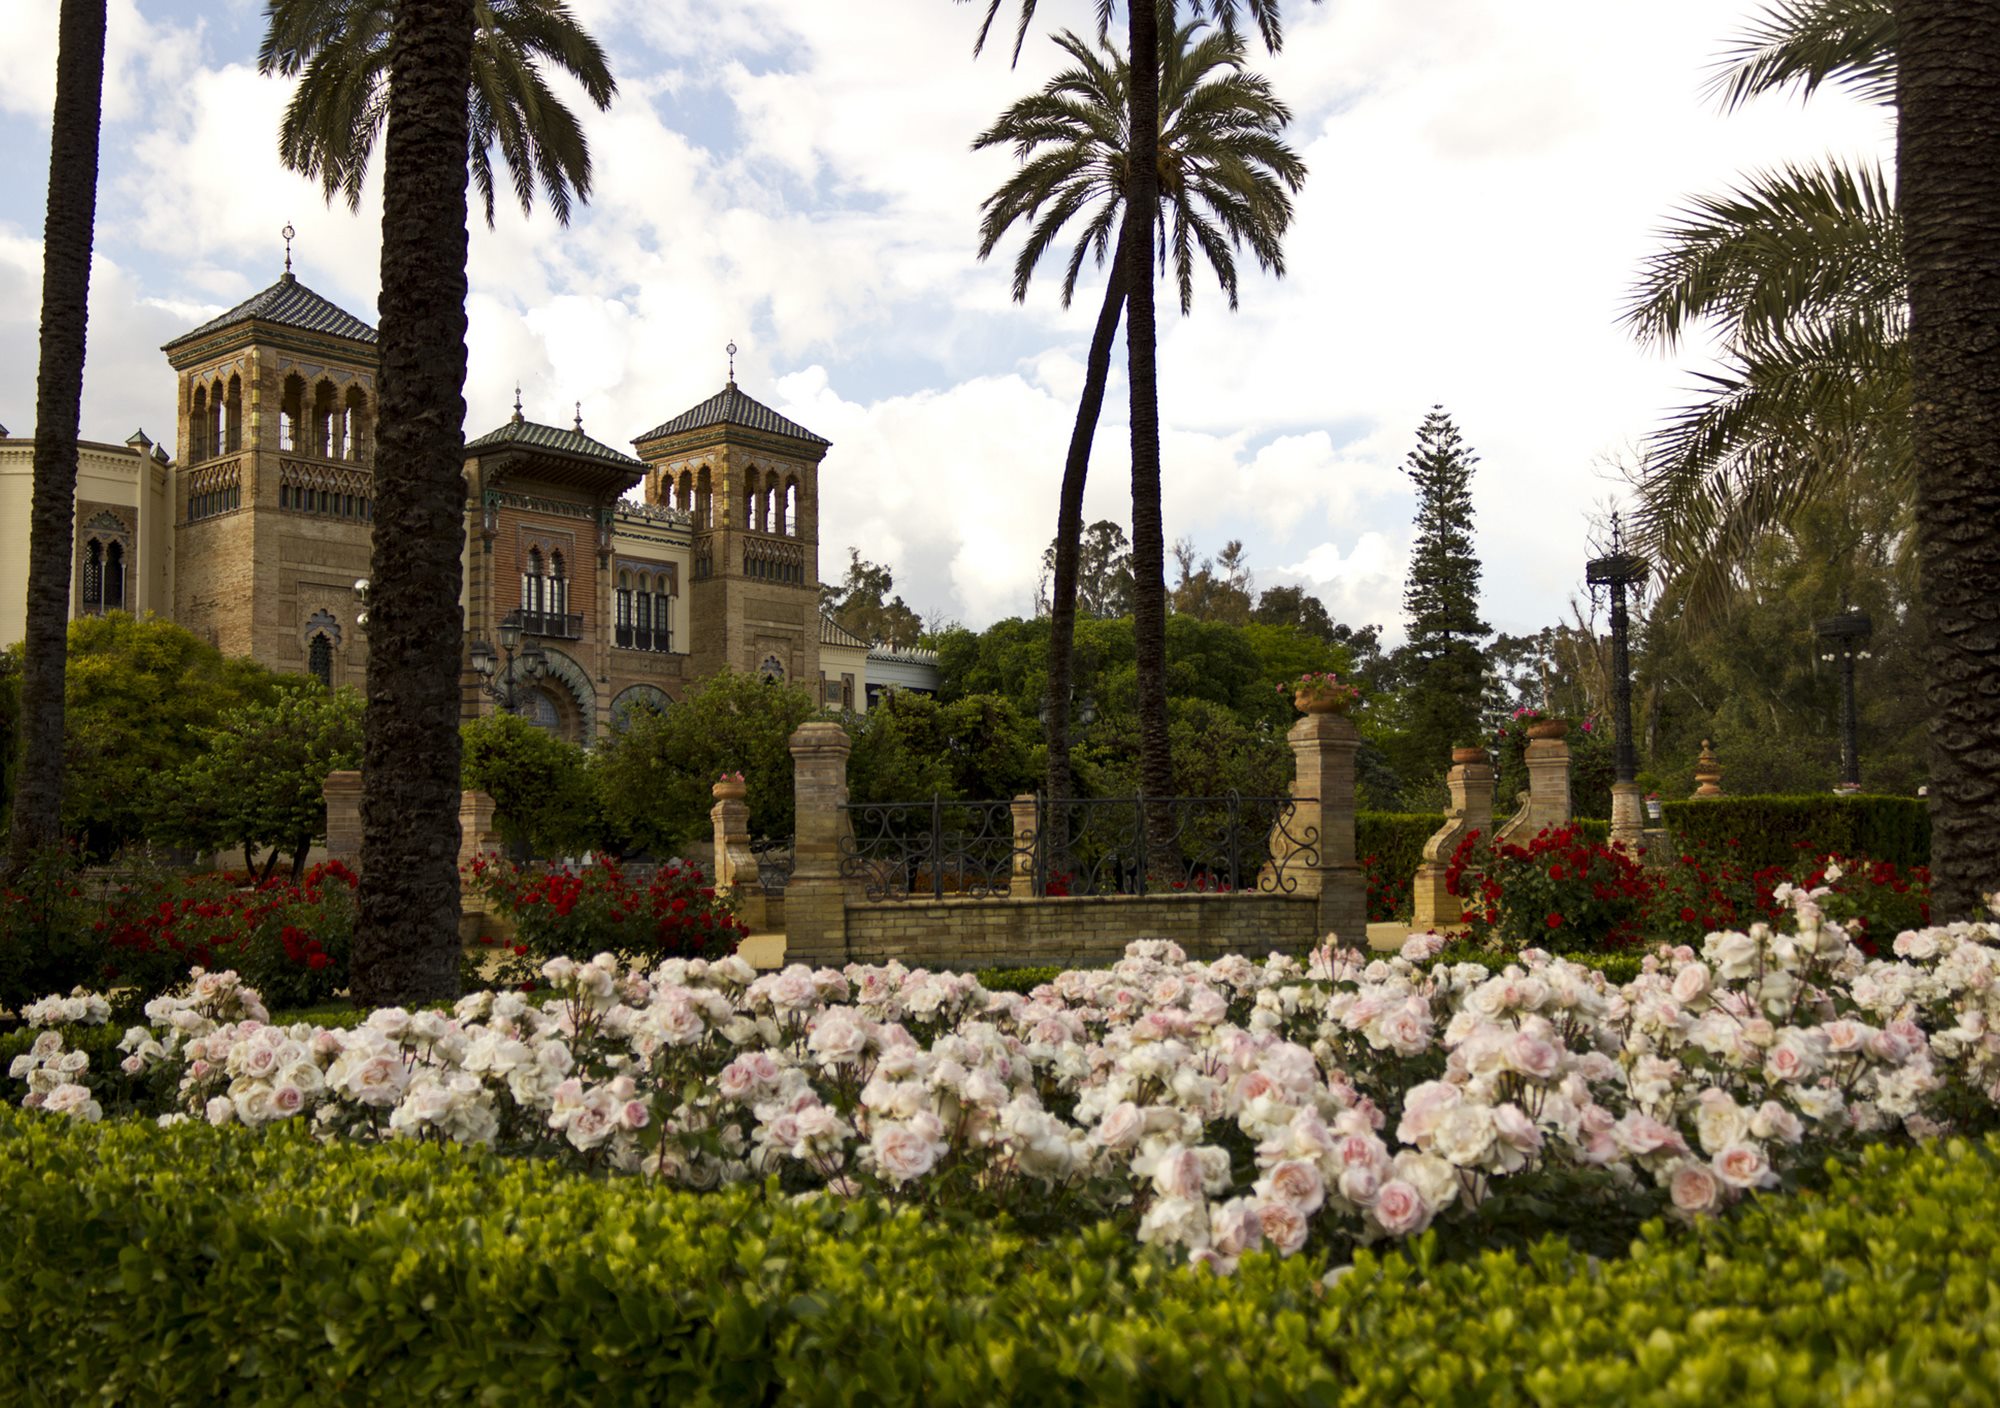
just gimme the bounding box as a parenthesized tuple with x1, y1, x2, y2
(1524, 719, 1568, 741)
(1451, 746, 1487, 764)
(711, 779, 748, 802)
(1294, 692, 1353, 715)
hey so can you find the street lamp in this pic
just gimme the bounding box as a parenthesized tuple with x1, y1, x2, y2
(1814, 609, 1873, 791)
(1038, 691, 1098, 732)
(1586, 514, 1650, 842)
(470, 620, 548, 715)
(353, 577, 369, 629)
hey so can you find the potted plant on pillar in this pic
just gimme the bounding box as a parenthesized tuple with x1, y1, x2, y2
(1512, 706, 1569, 741)
(712, 771, 747, 802)
(1284, 672, 1362, 716)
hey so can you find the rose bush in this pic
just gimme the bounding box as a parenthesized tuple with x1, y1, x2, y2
(19, 877, 2000, 1274)
(468, 856, 746, 985)
(1446, 824, 1653, 953)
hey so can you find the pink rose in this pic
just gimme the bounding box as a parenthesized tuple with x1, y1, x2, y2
(1256, 1200, 1310, 1256)
(1668, 1161, 1720, 1213)
(1263, 1159, 1327, 1215)
(1372, 1179, 1432, 1237)
(1712, 1142, 1772, 1190)
(1152, 1145, 1208, 1201)
(1096, 1102, 1147, 1151)
(1337, 1164, 1382, 1207)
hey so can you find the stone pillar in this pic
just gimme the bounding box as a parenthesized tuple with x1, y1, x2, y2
(323, 770, 362, 869)
(1495, 735, 1572, 845)
(1609, 780, 1646, 850)
(1412, 752, 1494, 931)
(1009, 794, 1038, 899)
(1287, 712, 1367, 947)
(457, 789, 502, 872)
(711, 781, 767, 930)
(786, 722, 853, 966)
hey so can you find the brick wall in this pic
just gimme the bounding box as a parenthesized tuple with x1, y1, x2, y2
(840, 892, 1323, 971)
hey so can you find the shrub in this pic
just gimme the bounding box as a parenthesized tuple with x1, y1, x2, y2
(469, 856, 745, 983)
(1357, 811, 1440, 921)
(460, 711, 602, 858)
(0, 847, 98, 1015)
(1661, 793, 1930, 869)
(975, 964, 1065, 993)
(4, 1111, 2000, 1403)
(1447, 823, 1654, 953)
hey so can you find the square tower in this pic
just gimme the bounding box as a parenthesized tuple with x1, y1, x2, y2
(161, 267, 378, 687)
(631, 380, 830, 690)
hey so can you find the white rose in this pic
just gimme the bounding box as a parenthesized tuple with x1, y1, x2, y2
(1668, 1160, 1720, 1213)
(1372, 1179, 1432, 1237)
(1261, 1159, 1326, 1215)
(1712, 1142, 1773, 1190)
(1429, 1103, 1497, 1168)
(1256, 1200, 1311, 1256)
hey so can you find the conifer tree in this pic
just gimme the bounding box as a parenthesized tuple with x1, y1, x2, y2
(1395, 407, 1491, 772)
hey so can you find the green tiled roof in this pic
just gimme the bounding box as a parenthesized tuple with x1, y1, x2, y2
(820, 613, 869, 650)
(465, 414, 646, 469)
(634, 381, 830, 448)
(162, 273, 377, 351)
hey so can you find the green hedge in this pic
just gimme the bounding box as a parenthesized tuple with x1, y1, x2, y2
(1357, 812, 1442, 920)
(1660, 794, 1930, 869)
(4, 1109, 2000, 1403)
(976, 965, 1066, 993)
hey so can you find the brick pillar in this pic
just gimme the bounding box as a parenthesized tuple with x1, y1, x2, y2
(457, 789, 501, 872)
(1412, 754, 1494, 930)
(1010, 794, 1038, 899)
(1609, 781, 1645, 850)
(1496, 736, 1572, 845)
(711, 781, 767, 930)
(323, 770, 362, 869)
(1288, 712, 1366, 947)
(786, 722, 852, 966)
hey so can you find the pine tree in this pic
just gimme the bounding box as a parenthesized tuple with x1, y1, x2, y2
(1396, 407, 1491, 773)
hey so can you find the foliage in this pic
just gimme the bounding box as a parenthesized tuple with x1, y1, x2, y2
(460, 710, 600, 857)
(847, 691, 1040, 805)
(51, 614, 286, 857)
(257, 0, 618, 226)
(974, 964, 1067, 994)
(1662, 793, 1930, 869)
(1036, 520, 1133, 620)
(1391, 408, 1491, 783)
(594, 669, 818, 853)
(1448, 824, 1654, 954)
(1358, 812, 1443, 922)
(0, 846, 97, 1015)
(1490, 711, 1616, 822)
(468, 857, 744, 983)
(1170, 537, 1255, 624)
(822, 548, 925, 648)
(151, 682, 364, 879)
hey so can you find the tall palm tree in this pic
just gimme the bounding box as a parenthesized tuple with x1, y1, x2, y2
(973, 13, 1305, 809)
(259, 0, 615, 226)
(960, 0, 1312, 812)
(5, 0, 107, 875)
(1892, 0, 2000, 918)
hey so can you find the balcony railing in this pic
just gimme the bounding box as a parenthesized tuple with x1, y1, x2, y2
(615, 624, 674, 653)
(504, 607, 584, 641)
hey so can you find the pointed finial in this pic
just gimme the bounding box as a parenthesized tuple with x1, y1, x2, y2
(726, 340, 737, 384)
(511, 383, 523, 424)
(281, 222, 296, 276)
(573, 400, 583, 433)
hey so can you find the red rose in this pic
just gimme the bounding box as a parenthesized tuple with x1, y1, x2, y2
(1549, 864, 1565, 881)
(1679, 907, 1697, 924)
(307, 953, 330, 971)
(1546, 913, 1563, 929)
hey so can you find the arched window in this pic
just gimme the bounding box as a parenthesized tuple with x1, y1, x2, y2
(784, 477, 801, 537)
(743, 481, 757, 531)
(696, 465, 713, 527)
(189, 385, 209, 461)
(634, 574, 652, 645)
(308, 633, 333, 688)
(224, 375, 243, 453)
(206, 383, 224, 461)
(522, 547, 545, 615)
(81, 539, 103, 611)
(103, 541, 125, 611)
(343, 385, 369, 462)
(548, 551, 567, 617)
(313, 380, 340, 458)
(677, 470, 694, 515)
(615, 570, 633, 648)
(654, 583, 671, 650)
(280, 374, 306, 452)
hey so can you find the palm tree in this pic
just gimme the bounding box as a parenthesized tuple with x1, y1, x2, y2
(960, 0, 1312, 813)
(973, 13, 1305, 810)
(5, 0, 107, 875)
(1892, 0, 2000, 918)
(259, 0, 615, 226)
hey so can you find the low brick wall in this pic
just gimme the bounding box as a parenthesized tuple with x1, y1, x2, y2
(841, 892, 1322, 971)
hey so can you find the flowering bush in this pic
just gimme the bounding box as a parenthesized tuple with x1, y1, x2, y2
(21, 879, 2000, 1276)
(95, 862, 356, 1009)
(1282, 672, 1361, 712)
(1363, 853, 1407, 923)
(469, 856, 746, 984)
(0, 847, 100, 1014)
(1446, 825, 1652, 954)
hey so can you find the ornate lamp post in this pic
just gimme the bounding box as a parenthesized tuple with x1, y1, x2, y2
(1815, 609, 1873, 792)
(469, 614, 548, 715)
(1587, 515, 1651, 845)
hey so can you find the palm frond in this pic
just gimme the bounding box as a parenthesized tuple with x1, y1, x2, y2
(1706, 0, 1897, 111)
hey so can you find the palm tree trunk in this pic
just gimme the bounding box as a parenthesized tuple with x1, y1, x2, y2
(1045, 211, 1132, 811)
(5, 0, 105, 876)
(351, 0, 474, 1006)
(1896, 0, 2000, 920)
(1124, 0, 1174, 836)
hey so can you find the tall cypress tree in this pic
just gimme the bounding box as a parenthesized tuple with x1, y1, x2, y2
(1397, 406, 1491, 771)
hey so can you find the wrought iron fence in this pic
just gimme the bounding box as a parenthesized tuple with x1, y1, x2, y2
(836, 793, 1317, 902)
(749, 839, 794, 897)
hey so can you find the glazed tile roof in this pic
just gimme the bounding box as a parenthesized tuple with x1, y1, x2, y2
(465, 414, 646, 470)
(634, 381, 830, 447)
(162, 272, 377, 351)
(820, 613, 870, 650)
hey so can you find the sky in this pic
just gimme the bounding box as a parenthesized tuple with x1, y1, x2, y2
(0, 0, 1892, 640)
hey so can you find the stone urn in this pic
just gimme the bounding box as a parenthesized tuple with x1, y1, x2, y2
(1294, 689, 1357, 716)
(712, 777, 748, 802)
(1524, 719, 1569, 741)
(1451, 746, 1488, 764)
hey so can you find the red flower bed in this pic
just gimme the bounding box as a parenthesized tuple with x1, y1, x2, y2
(469, 856, 746, 984)
(1446, 825, 1652, 954)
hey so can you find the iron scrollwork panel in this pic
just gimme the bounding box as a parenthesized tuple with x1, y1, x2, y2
(837, 799, 1031, 901)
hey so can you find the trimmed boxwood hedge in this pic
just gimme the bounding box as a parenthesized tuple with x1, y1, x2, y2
(1661, 794, 1930, 870)
(2, 1109, 1999, 1403)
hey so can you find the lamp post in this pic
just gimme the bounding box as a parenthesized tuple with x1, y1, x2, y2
(1814, 609, 1873, 791)
(1587, 514, 1650, 844)
(469, 615, 548, 715)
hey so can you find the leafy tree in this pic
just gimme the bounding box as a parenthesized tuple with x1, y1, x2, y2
(1392, 407, 1491, 778)
(460, 711, 600, 858)
(594, 670, 818, 857)
(8, 0, 106, 874)
(1170, 538, 1255, 625)
(848, 691, 1041, 804)
(258, 0, 617, 226)
(153, 683, 365, 881)
(1036, 520, 1133, 619)
(1251, 584, 1334, 641)
(972, 3, 1307, 810)
(822, 549, 925, 647)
